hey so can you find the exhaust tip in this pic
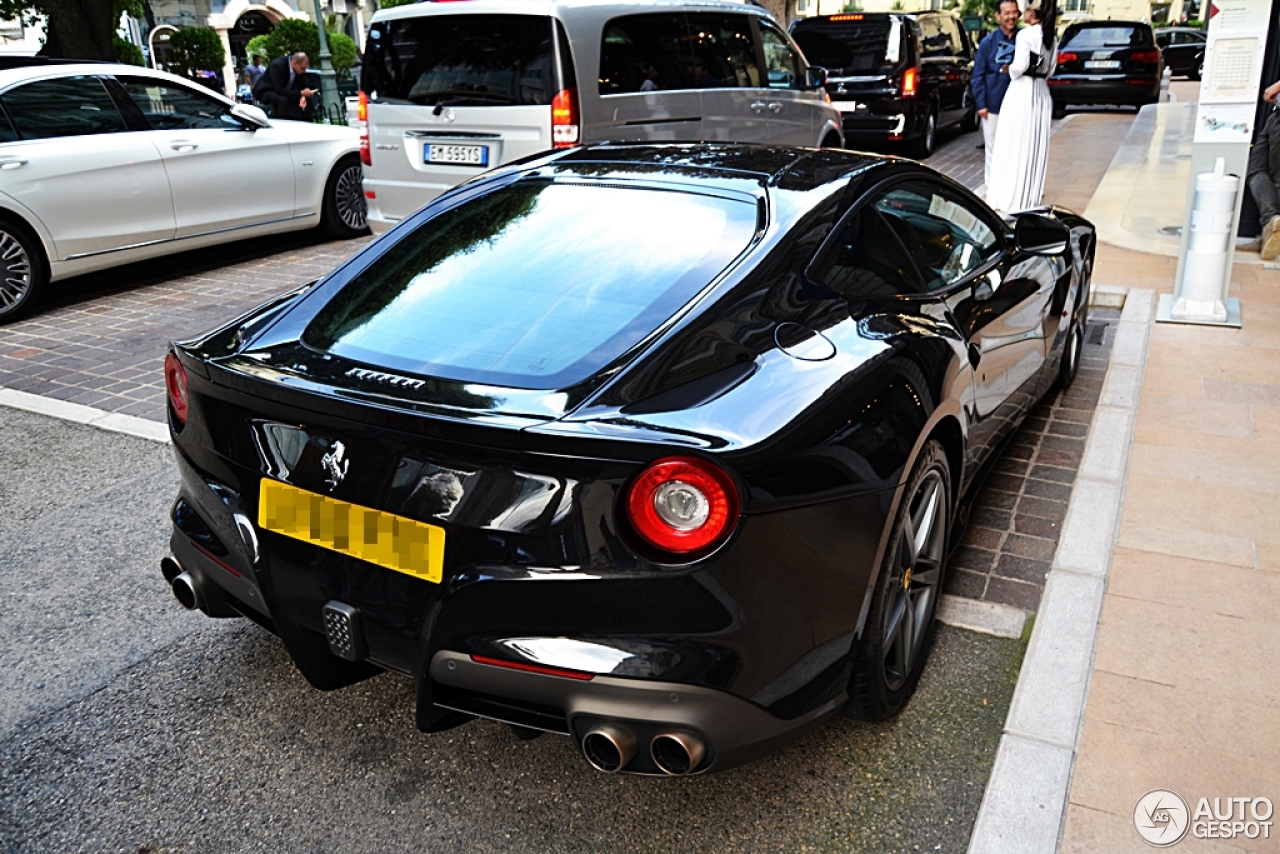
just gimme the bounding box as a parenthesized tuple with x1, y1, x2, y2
(651, 731, 707, 776)
(582, 723, 638, 773)
(160, 556, 183, 585)
(171, 572, 201, 611)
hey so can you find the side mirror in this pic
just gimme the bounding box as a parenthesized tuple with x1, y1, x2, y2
(1013, 213, 1069, 255)
(230, 103, 270, 129)
(807, 66, 828, 90)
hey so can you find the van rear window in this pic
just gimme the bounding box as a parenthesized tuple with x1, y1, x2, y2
(303, 181, 758, 389)
(790, 19, 897, 75)
(363, 15, 560, 106)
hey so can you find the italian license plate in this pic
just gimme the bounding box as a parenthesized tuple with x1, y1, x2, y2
(258, 479, 445, 583)
(1085, 60, 1121, 69)
(425, 143, 489, 166)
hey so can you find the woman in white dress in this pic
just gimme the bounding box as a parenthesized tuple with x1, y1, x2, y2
(987, 0, 1058, 213)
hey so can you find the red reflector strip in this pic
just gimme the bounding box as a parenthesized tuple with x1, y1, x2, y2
(470, 655, 595, 681)
(192, 542, 242, 578)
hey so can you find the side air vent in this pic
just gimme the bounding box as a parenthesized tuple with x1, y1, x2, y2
(622, 361, 757, 416)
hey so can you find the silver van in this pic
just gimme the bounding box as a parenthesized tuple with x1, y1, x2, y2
(359, 0, 844, 233)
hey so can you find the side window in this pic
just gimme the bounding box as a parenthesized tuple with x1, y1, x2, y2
(1156, 32, 1172, 47)
(1, 76, 127, 140)
(942, 17, 966, 56)
(918, 16, 951, 58)
(873, 179, 1003, 291)
(811, 207, 926, 297)
(687, 13, 762, 89)
(116, 77, 239, 130)
(600, 14, 698, 93)
(759, 24, 801, 89)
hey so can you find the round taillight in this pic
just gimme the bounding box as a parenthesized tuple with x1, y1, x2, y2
(164, 352, 189, 427)
(625, 457, 739, 556)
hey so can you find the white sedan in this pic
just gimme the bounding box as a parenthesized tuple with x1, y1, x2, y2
(0, 61, 368, 322)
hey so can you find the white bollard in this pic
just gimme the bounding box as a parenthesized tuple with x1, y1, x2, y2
(1171, 157, 1237, 323)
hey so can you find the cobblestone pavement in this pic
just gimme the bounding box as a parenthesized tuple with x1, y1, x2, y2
(0, 132, 1113, 612)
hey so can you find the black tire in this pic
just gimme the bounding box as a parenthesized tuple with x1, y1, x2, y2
(320, 154, 369, 239)
(0, 218, 46, 324)
(1057, 304, 1087, 389)
(959, 103, 979, 133)
(1052, 101, 1068, 120)
(1189, 57, 1203, 81)
(906, 109, 937, 159)
(820, 132, 842, 149)
(844, 439, 951, 722)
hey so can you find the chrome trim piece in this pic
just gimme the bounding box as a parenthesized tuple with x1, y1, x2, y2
(405, 130, 501, 140)
(63, 214, 316, 260)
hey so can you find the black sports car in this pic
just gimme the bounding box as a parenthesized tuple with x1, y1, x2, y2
(162, 143, 1094, 777)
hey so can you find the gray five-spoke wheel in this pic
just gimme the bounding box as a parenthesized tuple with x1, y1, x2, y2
(0, 228, 33, 315)
(880, 468, 947, 692)
(333, 162, 368, 231)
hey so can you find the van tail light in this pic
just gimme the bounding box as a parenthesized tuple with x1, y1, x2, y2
(164, 352, 189, 428)
(1131, 49, 1161, 64)
(1057, 51, 1078, 64)
(551, 87, 580, 148)
(625, 457, 739, 556)
(901, 66, 919, 98)
(358, 90, 371, 166)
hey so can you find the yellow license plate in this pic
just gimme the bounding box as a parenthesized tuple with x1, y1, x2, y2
(258, 479, 445, 584)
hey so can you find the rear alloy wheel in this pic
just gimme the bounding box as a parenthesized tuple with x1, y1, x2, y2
(0, 219, 45, 324)
(321, 154, 369, 239)
(907, 109, 937, 159)
(845, 439, 950, 721)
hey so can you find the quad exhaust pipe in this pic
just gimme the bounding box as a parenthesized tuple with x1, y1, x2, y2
(161, 556, 205, 613)
(582, 723, 638, 773)
(651, 731, 707, 776)
(581, 721, 708, 775)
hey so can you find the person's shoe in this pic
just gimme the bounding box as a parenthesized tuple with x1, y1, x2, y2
(1262, 216, 1280, 260)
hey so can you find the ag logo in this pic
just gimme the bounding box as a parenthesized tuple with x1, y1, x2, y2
(1135, 789, 1191, 847)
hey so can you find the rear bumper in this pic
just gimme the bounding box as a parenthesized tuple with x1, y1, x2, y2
(430, 650, 842, 775)
(1048, 75, 1161, 104)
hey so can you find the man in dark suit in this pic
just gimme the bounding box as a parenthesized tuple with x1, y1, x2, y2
(252, 52, 320, 120)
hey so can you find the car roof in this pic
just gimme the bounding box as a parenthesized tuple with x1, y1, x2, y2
(373, 0, 770, 23)
(0, 61, 229, 98)
(542, 143, 888, 193)
(1067, 19, 1151, 26)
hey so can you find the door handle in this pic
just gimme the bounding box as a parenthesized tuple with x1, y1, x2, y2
(750, 101, 767, 111)
(0, 158, 26, 170)
(767, 102, 782, 112)
(169, 141, 198, 152)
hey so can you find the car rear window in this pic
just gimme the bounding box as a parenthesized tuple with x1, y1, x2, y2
(362, 14, 562, 106)
(303, 181, 758, 389)
(791, 18, 900, 75)
(1061, 25, 1153, 49)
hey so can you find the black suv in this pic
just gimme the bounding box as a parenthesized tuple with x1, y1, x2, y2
(790, 11, 976, 158)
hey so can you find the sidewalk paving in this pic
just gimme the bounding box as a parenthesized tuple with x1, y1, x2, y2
(975, 87, 1280, 852)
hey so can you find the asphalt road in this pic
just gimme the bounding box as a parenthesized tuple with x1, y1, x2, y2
(0, 404, 1027, 854)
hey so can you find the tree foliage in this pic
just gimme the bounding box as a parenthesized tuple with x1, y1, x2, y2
(167, 26, 226, 77)
(959, 0, 999, 33)
(259, 17, 359, 79)
(113, 33, 144, 66)
(0, 0, 143, 59)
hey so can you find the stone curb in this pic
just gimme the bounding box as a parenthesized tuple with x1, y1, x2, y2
(966, 287, 1154, 854)
(0, 387, 170, 444)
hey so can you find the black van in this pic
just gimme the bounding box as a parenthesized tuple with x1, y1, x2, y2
(790, 11, 976, 158)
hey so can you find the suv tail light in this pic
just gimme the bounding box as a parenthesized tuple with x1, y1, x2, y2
(1057, 51, 1078, 64)
(164, 352, 189, 428)
(358, 90, 370, 166)
(551, 87, 580, 148)
(901, 66, 918, 98)
(1131, 49, 1161, 64)
(625, 457, 739, 556)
